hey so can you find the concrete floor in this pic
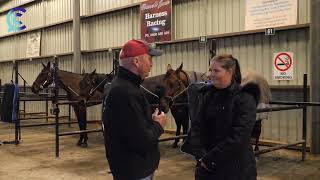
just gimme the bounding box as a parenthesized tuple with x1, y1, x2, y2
(0, 120, 320, 180)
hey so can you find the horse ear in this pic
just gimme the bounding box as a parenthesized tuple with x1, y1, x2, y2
(91, 69, 96, 75)
(82, 68, 86, 74)
(167, 64, 172, 71)
(177, 63, 183, 71)
(41, 62, 46, 68)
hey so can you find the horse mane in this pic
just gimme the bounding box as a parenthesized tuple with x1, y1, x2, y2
(55, 70, 83, 98)
(185, 71, 208, 83)
(241, 69, 271, 103)
(145, 74, 165, 84)
(58, 70, 82, 78)
(142, 74, 166, 98)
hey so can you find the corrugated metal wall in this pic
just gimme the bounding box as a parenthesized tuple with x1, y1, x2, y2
(216, 28, 310, 144)
(216, 28, 310, 85)
(0, 61, 14, 83)
(0, 0, 33, 12)
(81, 8, 137, 50)
(41, 24, 73, 56)
(0, 0, 311, 143)
(174, 0, 309, 39)
(0, 0, 310, 61)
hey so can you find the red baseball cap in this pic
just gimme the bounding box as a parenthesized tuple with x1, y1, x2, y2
(120, 39, 163, 59)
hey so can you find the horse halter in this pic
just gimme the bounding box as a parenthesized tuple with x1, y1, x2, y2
(87, 70, 115, 97)
(34, 69, 53, 90)
(166, 70, 190, 104)
(140, 85, 160, 99)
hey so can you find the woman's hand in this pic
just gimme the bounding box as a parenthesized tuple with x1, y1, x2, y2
(199, 159, 212, 172)
(200, 161, 211, 171)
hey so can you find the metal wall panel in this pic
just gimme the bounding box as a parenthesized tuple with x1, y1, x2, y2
(0, 34, 28, 61)
(206, 0, 310, 36)
(0, 61, 14, 83)
(172, 0, 311, 39)
(0, 21, 72, 62)
(44, 0, 72, 25)
(216, 28, 310, 86)
(81, 0, 131, 15)
(0, 0, 73, 37)
(216, 28, 310, 144)
(173, 0, 206, 39)
(132, 0, 145, 3)
(132, 6, 141, 39)
(81, 8, 136, 50)
(0, 0, 32, 12)
(80, 19, 89, 50)
(41, 23, 73, 56)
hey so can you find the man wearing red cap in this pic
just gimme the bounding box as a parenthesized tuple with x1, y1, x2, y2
(102, 39, 167, 180)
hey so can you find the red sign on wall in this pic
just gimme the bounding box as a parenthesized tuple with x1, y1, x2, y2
(140, 0, 172, 43)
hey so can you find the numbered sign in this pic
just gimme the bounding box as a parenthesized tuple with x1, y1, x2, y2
(265, 28, 275, 35)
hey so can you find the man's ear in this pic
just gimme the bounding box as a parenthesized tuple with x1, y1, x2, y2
(132, 57, 140, 67)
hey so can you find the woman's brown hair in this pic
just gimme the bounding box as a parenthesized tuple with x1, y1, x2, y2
(211, 54, 242, 83)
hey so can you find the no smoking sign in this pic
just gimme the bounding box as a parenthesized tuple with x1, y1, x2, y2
(273, 52, 294, 80)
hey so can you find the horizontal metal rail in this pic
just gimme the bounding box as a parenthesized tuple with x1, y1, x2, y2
(19, 120, 101, 128)
(254, 141, 305, 155)
(18, 116, 62, 121)
(270, 101, 320, 106)
(56, 100, 102, 105)
(59, 129, 102, 136)
(19, 112, 47, 115)
(158, 135, 187, 142)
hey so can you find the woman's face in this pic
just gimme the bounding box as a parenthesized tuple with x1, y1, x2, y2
(208, 60, 233, 89)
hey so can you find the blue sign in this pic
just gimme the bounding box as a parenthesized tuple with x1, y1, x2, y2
(6, 7, 27, 32)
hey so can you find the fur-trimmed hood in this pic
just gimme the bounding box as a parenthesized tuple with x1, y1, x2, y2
(196, 81, 262, 105)
(241, 82, 260, 105)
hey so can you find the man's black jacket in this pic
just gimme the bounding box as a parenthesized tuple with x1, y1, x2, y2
(102, 67, 164, 179)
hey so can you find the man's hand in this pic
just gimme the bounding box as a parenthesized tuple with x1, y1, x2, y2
(152, 108, 167, 128)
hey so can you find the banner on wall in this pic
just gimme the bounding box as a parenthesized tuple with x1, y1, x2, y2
(245, 0, 298, 31)
(140, 0, 172, 43)
(26, 31, 41, 58)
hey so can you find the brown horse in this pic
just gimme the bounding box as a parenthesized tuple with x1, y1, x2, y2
(31, 62, 113, 147)
(163, 63, 271, 151)
(163, 63, 208, 148)
(79, 70, 171, 113)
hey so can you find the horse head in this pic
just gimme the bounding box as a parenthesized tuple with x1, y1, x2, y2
(79, 69, 97, 97)
(79, 69, 114, 99)
(163, 63, 190, 101)
(31, 62, 54, 94)
(140, 76, 171, 113)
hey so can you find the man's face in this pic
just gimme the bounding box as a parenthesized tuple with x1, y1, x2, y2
(137, 54, 153, 79)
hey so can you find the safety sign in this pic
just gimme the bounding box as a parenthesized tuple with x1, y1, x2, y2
(273, 52, 293, 80)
